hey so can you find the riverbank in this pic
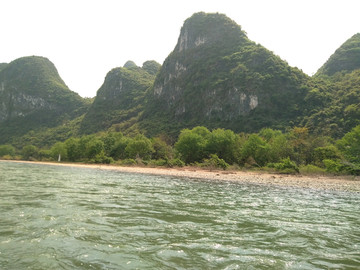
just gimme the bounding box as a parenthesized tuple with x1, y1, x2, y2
(2, 160, 360, 192)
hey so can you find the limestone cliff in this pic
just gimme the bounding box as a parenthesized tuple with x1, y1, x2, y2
(0, 56, 86, 142)
(141, 12, 309, 136)
(80, 61, 160, 134)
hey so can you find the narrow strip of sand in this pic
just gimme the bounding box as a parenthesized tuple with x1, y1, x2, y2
(2, 160, 360, 192)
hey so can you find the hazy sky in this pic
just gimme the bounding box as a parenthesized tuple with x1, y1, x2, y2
(1, 0, 359, 97)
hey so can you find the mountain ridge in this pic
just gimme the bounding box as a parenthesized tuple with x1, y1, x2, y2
(139, 12, 309, 136)
(0, 56, 88, 143)
(0, 12, 359, 147)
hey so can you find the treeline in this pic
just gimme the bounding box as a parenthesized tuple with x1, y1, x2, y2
(1, 125, 360, 175)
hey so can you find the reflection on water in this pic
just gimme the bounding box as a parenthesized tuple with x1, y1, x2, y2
(0, 161, 359, 269)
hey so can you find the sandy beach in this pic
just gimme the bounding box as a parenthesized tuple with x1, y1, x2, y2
(3, 159, 360, 192)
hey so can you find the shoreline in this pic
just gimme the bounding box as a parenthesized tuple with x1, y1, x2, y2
(2, 159, 360, 192)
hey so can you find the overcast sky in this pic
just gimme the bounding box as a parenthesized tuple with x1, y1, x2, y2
(1, 0, 359, 97)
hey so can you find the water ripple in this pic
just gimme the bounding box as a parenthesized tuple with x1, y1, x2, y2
(0, 161, 359, 269)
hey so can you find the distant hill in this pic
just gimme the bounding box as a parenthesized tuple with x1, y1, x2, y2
(140, 12, 310, 136)
(0, 63, 7, 72)
(1, 13, 359, 147)
(80, 61, 160, 134)
(0, 56, 87, 143)
(301, 33, 360, 137)
(316, 33, 360, 76)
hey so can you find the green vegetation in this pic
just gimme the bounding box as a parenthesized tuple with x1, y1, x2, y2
(316, 33, 360, 76)
(80, 62, 159, 134)
(0, 13, 359, 179)
(141, 12, 309, 136)
(0, 56, 88, 144)
(2, 125, 359, 176)
(302, 70, 360, 137)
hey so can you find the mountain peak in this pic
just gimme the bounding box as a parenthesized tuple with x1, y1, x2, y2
(316, 33, 360, 76)
(140, 12, 308, 136)
(123, 60, 138, 69)
(175, 12, 248, 53)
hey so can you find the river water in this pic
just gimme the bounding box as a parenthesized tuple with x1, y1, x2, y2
(0, 161, 359, 269)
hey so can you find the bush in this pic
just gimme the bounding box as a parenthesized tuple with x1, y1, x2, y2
(21, 145, 39, 160)
(91, 153, 113, 164)
(148, 159, 168, 167)
(125, 135, 154, 160)
(323, 159, 360, 175)
(299, 164, 326, 175)
(267, 157, 299, 174)
(166, 158, 185, 168)
(0, 145, 15, 157)
(201, 154, 229, 170)
(323, 159, 342, 173)
(120, 158, 137, 166)
(175, 126, 210, 164)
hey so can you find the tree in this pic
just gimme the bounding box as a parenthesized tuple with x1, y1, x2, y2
(100, 132, 124, 157)
(125, 134, 154, 160)
(258, 129, 293, 163)
(152, 136, 173, 160)
(111, 137, 131, 160)
(86, 138, 105, 159)
(22, 145, 39, 160)
(65, 138, 80, 162)
(337, 125, 360, 163)
(0, 145, 15, 157)
(50, 142, 67, 161)
(175, 126, 210, 164)
(206, 128, 238, 164)
(240, 134, 269, 166)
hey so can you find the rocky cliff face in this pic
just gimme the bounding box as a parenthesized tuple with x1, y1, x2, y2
(0, 56, 84, 122)
(141, 12, 309, 135)
(0, 56, 86, 143)
(80, 61, 160, 134)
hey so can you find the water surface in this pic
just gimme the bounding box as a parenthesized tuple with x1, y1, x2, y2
(0, 161, 359, 269)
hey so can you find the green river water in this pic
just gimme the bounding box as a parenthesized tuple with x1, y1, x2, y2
(0, 161, 359, 269)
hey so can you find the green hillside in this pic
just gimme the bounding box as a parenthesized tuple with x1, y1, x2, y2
(0, 56, 87, 144)
(140, 12, 310, 137)
(0, 13, 359, 149)
(316, 33, 360, 76)
(80, 61, 159, 134)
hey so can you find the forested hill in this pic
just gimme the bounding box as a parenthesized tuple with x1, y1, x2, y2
(301, 33, 360, 138)
(0, 13, 359, 148)
(80, 60, 160, 134)
(0, 56, 88, 144)
(316, 33, 360, 76)
(140, 12, 310, 137)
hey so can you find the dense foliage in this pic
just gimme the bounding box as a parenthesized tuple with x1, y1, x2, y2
(0, 56, 88, 144)
(0, 13, 359, 174)
(2, 125, 359, 175)
(80, 62, 159, 134)
(316, 33, 360, 76)
(140, 13, 310, 137)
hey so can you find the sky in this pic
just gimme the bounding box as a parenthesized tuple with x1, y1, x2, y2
(1, 0, 359, 98)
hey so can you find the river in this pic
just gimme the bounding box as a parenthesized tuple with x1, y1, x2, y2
(0, 161, 359, 269)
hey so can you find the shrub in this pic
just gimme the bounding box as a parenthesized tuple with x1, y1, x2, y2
(166, 158, 185, 168)
(201, 154, 229, 170)
(299, 164, 326, 175)
(267, 157, 299, 174)
(91, 153, 113, 164)
(0, 145, 15, 157)
(21, 145, 39, 160)
(175, 126, 210, 164)
(120, 158, 137, 166)
(323, 159, 342, 173)
(324, 159, 360, 175)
